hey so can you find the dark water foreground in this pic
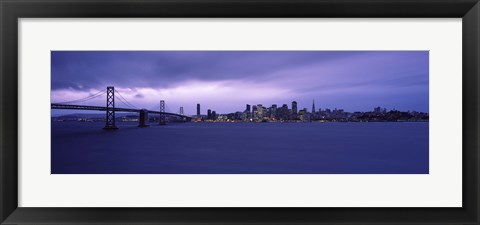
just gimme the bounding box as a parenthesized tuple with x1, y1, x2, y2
(51, 122, 428, 174)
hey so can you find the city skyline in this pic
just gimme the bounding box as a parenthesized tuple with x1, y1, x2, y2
(51, 51, 429, 115)
(193, 99, 427, 116)
(51, 96, 428, 118)
(192, 99, 428, 123)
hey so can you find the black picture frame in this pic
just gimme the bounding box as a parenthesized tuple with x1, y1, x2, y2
(1, 0, 479, 224)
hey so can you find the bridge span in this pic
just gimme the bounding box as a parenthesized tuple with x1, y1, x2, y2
(51, 86, 191, 130)
(51, 103, 192, 118)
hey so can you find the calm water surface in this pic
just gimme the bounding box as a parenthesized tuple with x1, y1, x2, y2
(51, 122, 428, 174)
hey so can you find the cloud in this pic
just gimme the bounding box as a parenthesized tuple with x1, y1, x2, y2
(51, 51, 429, 114)
(52, 79, 294, 113)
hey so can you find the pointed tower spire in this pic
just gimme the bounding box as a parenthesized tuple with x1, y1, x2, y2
(312, 99, 316, 114)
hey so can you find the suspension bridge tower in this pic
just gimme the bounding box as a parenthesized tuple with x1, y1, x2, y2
(138, 109, 149, 127)
(103, 86, 118, 130)
(159, 100, 166, 125)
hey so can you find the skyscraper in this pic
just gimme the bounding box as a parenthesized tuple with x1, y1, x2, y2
(311, 99, 316, 120)
(197, 103, 200, 116)
(312, 99, 316, 114)
(278, 104, 289, 120)
(207, 109, 212, 120)
(291, 101, 298, 119)
(244, 104, 251, 121)
(256, 104, 263, 121)
(271, 104, 277, 119)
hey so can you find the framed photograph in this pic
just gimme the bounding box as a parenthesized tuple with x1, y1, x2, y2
(1, 0, 479, 224)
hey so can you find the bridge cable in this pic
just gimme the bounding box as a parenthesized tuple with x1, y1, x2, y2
(114, 95, 136, 109)
(114, 90, 139, 109)
(52, 89, 106, 105)
(115, 96, 136, 109)
(115, 96, 138, 110)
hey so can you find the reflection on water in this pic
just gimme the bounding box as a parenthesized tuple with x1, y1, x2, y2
(51, 122, 428, 174)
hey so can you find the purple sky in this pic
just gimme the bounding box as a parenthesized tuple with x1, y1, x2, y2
(51, 51, 428, 115)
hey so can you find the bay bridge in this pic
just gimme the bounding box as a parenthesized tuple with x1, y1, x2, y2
(51, 86, 192, 130)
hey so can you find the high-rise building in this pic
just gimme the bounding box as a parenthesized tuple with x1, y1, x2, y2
(299, 108, 311, 122)
(312, 99, 316, 114)
(197, 104, 200, 116)
(212, 111, 217, 120)
(207, 109, 212, 120)
(271, 104, 277, 119)
(299, 109, 306, 115)
(291, 101, 298, 120)
(292, 101, 298, 114)
(256, 104, 263, 121)
(278, 104, 289, 120)
(244, 104, 251, 121)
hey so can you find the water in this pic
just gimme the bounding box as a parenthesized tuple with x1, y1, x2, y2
(51, 122, 429, 174)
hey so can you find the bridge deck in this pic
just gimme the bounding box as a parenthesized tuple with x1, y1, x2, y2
(51, 103, 191, 118)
